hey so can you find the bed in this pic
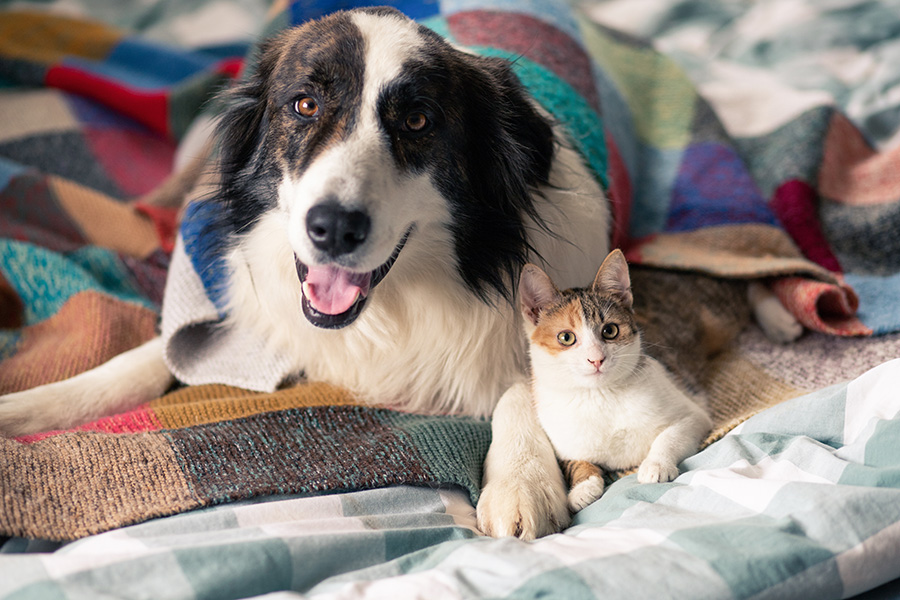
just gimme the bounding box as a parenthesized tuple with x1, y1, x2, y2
(2, 0, 900, 598)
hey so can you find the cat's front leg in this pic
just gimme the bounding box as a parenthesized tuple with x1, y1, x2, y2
(476, 381, 570, 540)
(561, 459, 605, 512)
(638, 410, 712, 484)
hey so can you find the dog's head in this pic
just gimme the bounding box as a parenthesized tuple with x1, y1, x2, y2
(216, 7, 554, 329)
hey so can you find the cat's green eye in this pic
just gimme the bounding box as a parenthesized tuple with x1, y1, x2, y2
(557, 331, 577, 346)
(601, 323, 619, 340)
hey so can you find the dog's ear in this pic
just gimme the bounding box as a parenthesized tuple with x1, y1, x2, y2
(478, 58, 555, 188)
(449, 54, 556, 305)
(214, 36, 284, 187)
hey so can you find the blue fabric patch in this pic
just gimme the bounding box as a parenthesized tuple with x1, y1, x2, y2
(180, 200, 232, 313)
(844, 271, 900, 335)
(289, 0, 440, 24)
(0, 156, 26, 192)
(666, 142, 777, 232)
(62, 39, 217, 91)
(628, 143, 683, 239)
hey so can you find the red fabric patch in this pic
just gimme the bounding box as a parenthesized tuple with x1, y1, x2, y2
(772, 276, 870, 337)
(135, 201, 179, 254)
(84, 127, 175, 198)
(16, 405, 163, 444)
(770, 179, 842, 272)
(216, 57, 244, 79)
(447, 11, 601, 113)
(819, 111, 900, 206)
(606, 131, 632, 251)
(46, 64, 170, 136)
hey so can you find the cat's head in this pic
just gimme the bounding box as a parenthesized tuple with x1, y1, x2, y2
(519, 250, 642, 388)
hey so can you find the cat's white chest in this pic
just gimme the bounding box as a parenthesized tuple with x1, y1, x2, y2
(533, 364, 678, 470)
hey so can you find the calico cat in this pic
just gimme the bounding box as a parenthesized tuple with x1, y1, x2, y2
(519, 250, 721, 512)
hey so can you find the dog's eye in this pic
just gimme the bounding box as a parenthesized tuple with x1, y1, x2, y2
(601, 323, 619, 340)
(557, 331, 576, 346)
(403, 111, 429, 133)
(294, 97, 319, 118)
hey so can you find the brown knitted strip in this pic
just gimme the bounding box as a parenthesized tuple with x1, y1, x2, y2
(0, 432, 198, 541)
(151, 382, 362, 429)
(50, 177, 160, 259)
(0, 291, 158, 394)
(702, 349, 806, 446)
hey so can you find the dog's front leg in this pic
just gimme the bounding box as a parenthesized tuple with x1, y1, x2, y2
(0, 337, 173, 437)
(476, 381, 570, 539)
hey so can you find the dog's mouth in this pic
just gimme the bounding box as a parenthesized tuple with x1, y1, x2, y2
(295, 228, 412, 329)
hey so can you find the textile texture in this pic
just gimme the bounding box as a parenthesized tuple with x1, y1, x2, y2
(2, 0, 900, 598)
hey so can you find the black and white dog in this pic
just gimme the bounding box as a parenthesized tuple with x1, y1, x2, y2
(0, 7, 799, 539)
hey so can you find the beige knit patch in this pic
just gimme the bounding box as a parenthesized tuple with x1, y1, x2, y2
(702, 349, 806, 446)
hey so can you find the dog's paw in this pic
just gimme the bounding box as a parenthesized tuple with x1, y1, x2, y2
(476, 475, 570, 540)
(637, 458, 680, 484)
(567, 475, 604, 512)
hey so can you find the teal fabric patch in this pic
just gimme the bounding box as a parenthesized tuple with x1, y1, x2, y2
(668, 517, 834, 598)
(174, 539, 294, 598)
(0, 240, 155, 325)
(0, 156, 26, 192)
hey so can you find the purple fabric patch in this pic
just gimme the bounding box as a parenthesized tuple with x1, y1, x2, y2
(666, 142, 777, 232)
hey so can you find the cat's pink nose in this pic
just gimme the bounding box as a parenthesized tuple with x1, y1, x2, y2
(588, 357, 604, 368)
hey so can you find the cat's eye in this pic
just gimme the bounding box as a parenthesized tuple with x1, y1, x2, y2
(601, 323, 619, 340)
(557, 331, 577, 346)
(294, 96, 319, 118)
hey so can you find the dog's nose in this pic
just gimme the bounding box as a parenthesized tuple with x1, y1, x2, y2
(306, 202, 371, 257)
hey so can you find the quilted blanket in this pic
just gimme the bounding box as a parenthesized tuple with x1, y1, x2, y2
(2, 0, 900, 598)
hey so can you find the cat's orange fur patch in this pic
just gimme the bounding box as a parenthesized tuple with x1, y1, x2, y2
(530, 299, 583, 355)
(561, 459, 603, 488)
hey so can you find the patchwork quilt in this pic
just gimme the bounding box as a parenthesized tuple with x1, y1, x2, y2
(2, 0, 900, 598)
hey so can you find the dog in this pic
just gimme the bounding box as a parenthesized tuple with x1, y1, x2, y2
(0, 6, 801, 539)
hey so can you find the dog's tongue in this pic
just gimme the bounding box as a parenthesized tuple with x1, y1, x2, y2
(303, 265, 371, 315)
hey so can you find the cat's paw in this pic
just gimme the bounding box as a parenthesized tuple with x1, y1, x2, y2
(749, 283, 803, 344)
(567, 475, 604, 512)
(637, 459, 680, 484)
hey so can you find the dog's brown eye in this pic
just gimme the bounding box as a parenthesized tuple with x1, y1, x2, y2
(601, 323, 619, 340)
(294, 97, 319, 118)
(404, 112, 428, 132)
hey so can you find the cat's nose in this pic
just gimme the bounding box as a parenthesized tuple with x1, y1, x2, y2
(588, 357, 604, 369)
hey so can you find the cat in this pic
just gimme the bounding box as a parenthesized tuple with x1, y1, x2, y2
(519, 249, 728, 512)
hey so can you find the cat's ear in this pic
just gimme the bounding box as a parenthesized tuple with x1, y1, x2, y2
(592, 249, 633, 308)
(519, 263, 560, 327)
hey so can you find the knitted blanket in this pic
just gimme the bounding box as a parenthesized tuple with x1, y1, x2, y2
(2, 0, 900, 552)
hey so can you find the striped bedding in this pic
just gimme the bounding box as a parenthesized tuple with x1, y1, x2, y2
(2, 0, 900, 598)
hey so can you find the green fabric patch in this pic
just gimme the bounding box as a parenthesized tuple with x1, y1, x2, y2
(578, 17, 696, 149)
